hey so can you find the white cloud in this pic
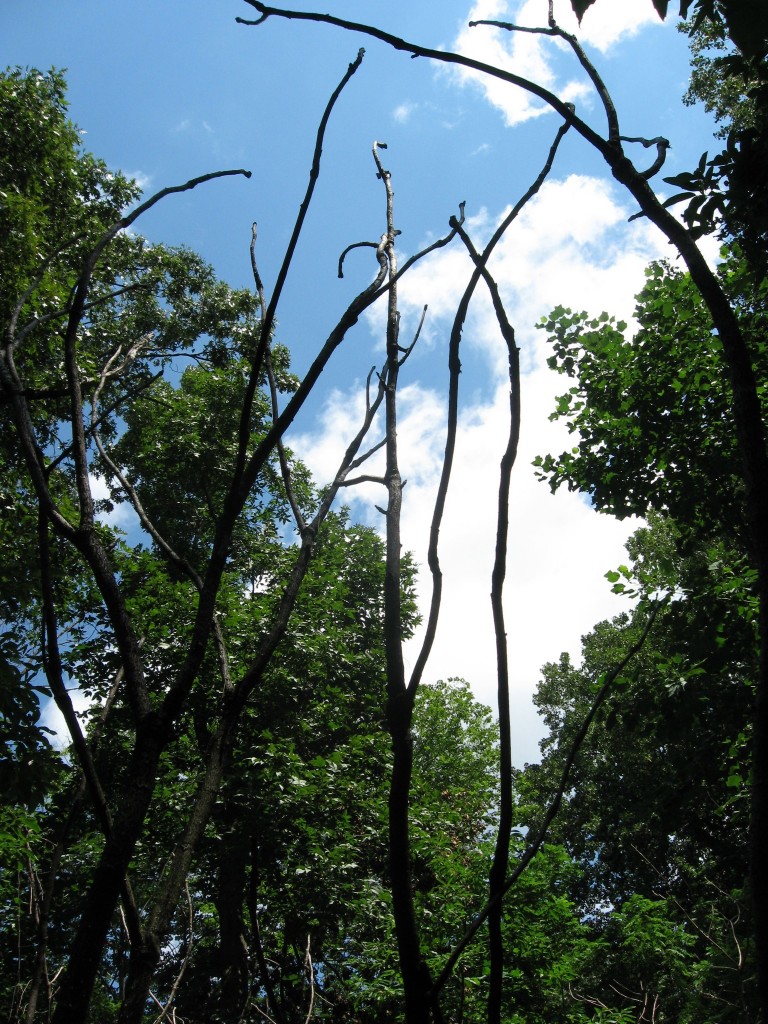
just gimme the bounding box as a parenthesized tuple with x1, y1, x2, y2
(292, 359, 638, 769)
(486, 175, 669, 344)
(89, 474, 140, 532)
(399, 374, 639, 767)
(448, 0, 664, 126)
(126, 170, 153, 193)
(39, 688, 92, 750)
(172, 118, 214, 136)
(565, 0, 661, 51)
(392, 175, 669, 378)
(393, 100, 418, 124)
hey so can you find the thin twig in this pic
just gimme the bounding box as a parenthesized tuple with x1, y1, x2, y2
(338, 240, 379, 278)
(619, 135, 671, 178)
(252, 222, 308, 535)
(152, 882, 195, 1024)
(398, 305, 428, 364)
(302, 936, 315, 1024)
(232, 49, 365, 492)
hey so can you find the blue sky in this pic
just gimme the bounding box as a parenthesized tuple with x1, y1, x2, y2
(2, 0, 720, 764)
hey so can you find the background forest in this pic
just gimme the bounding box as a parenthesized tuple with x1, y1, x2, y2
(2, 0, 768, 1022)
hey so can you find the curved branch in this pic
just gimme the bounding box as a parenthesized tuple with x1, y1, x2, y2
(408, 120, 570, 699)
(237, 3, 609, 151)
(470, 10, 621, 143)
(451, 220, 520, 1024)
(232, 48, 365, 491)
(338, 240, 379, 278)
(620, 135, 671, 179)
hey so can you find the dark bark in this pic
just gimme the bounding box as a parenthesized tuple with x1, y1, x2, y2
(44, 66, 385, 1023)
(485, 285, 520, 1024)
(604, 160, 768, 1012)
(114, 116, 460, 1020)
(213, 823, 250, 1022)
(248, 836, 288, 1024)
(376, 143, 432, 1024)
(52, 715, 168, 1024)
(449, 138, 561, 1024)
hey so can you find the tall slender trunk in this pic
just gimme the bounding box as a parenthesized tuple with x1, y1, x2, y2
(487, 309, 521, 1024)
(373, 142, 436, 1023)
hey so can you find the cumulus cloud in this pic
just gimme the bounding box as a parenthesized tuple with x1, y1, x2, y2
(564, 0, 662, 50)
(398, 374, 639, 766)
(393, 100, 418, 124)
(39, 688, 93, 750)
(391, 174, 669, 378)
(291, 353, 639, 768)
(89, 474, 140, 533)
(448, 0, 664, 126)
(125, 170, 153, 193)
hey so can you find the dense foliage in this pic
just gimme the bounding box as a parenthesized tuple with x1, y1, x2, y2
(527, 167, 764, 1024)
